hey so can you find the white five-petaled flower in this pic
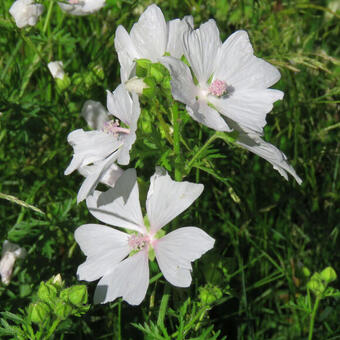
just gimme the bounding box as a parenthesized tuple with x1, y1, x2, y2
(75, 168, 215, 305)
(162, 23, 284, 134)
(9, 0, 44, 29)
(0, 240, 26, 285)
(58, 0, 105, 16)
(47, 61, 65, 80)
(65, 85, 140, 202)
(114, 4, 193, 83)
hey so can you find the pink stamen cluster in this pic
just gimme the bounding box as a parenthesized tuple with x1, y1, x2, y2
(102, 120, 130, 137)
(128, 234, 150, 251)
(208, 79, 227, 97)
(68, 0, 80, 4)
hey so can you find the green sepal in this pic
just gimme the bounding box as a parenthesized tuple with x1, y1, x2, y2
(29, 302, 50, 324)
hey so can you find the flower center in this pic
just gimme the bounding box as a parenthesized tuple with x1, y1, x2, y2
(128, 234, 150, 251)
(208, 79, 227, 97)
(68, 0, 80, 4)
(102, 120, 130, 137)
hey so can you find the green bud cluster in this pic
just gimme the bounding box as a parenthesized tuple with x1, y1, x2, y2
(307, 266, 337, 297)
(198, 284, 223, 306)
(28, 274, 90, 324)
(135, 59, 172, 98)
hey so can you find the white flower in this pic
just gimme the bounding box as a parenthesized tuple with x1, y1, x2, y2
(47, 61, 65, 80)
(236, 131, 302, 184)
(75, 168, 214, 305)
(9, 0, 44, 29)
(162, 25, 284, 133)
(65, 85, 140, 202)
(58, 0, 105, 16)
(114, 4, 193, 83)
(0, 240, 26, 285)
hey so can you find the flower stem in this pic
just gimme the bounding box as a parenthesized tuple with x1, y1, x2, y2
(308, 296, 321, 340)
(43, 0, 55, 34)
(186, 132, 219, 172)
(172, 102, 181, 181)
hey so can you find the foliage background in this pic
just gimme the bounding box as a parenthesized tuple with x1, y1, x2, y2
(0, 0, 339, 338)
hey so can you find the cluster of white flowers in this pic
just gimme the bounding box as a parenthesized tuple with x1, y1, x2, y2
(60, 4, 302, 305)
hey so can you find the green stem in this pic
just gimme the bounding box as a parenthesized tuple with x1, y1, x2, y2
(43, 0, 55, 34)
(45, 318, 61, 339)
(116, 301, 121, 340)
(172, 102, 181, 181)
(308, 296, 321, 340)
(186, 132, 219, 172)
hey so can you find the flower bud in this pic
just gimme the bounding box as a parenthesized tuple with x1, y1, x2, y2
(199, 284, 223, 305)
(125, 77, 149, 95)
(307, 279, 325, 296)
(320, 267, 337, 283)
(302, 266, 311, 277)
(63, 285, 88, 306)
(48, 61, 65, 80)
(38, 282, 57, 303)
(56, 76, 71, 91)
(55, 301, 73, 320)
(29, 302, 50, 324)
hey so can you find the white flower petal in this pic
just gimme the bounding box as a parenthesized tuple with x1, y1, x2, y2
(87, 169, 146, 233)
(213, 89, 284, 134)
(75, 224, 130, 281)
(114, 25, 139, 82)
(154, 227, 215, 287)
(160, 56, 197, 106)
(183, 19, 221, 83)
(9, 0, 44, 28)
(47, 61, 65, 80)
(117, 131, 136, 166)
(94, 249, 149, 305)
(236, 133, 302, 184)
(130, 4, 167, 61)
(186, 100, 232, 132)
(64, 129, 121, 175)
(166, 17, 193, 58)
(214, 30, 281, 90)
(146, 168, 204, 233)
(78, 163, 123, 188)
(81, 100, 109, 130)
(106, 84, 140, 128)
(77, 152, 121, 203)
(58, 0, 105, 16)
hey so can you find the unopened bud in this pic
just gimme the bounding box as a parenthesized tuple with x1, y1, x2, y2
(38, 282, 57, 302)
(29, 302, 50, 324)
(307, 279, 325, 296)
(61, 285, 88, 306)
(320, 267, 337, 283)
(55, 301, 73, 320)
(125, 77, 149, 95)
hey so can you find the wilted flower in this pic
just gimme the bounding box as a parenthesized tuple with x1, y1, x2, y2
(236, 131, 302, 184)
(9, 0, 44, 29)
(0, 240, 26, 285)
(47, 61, 65, 80)
(58, 0, 105, 16)
(75, 168, 214, 305)
(114, 4, 193, 83)
(65, 85, 140, 202)
(162, 26, 283, 133)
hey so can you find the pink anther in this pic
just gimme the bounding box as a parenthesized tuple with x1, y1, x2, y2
(102, 120, 130, 137)
(208, 79, 227, 97)
(128, 234, 150, 251)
